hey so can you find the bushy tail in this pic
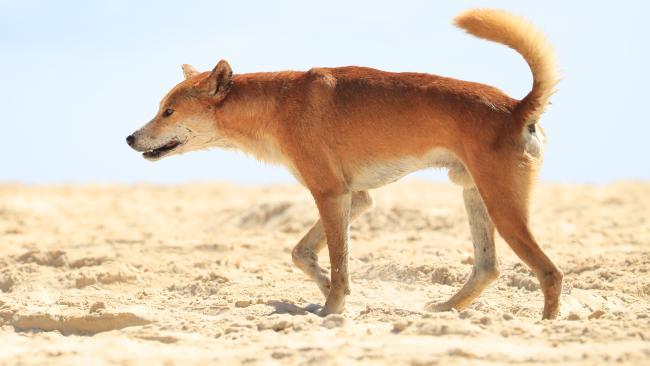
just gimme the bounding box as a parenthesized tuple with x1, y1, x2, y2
(454, 9, 559, 126)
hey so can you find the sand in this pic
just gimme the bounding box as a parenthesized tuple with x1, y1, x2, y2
(0, 181, 649, 365)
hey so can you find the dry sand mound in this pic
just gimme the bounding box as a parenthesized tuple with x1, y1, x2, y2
(0, 181, 649, 365)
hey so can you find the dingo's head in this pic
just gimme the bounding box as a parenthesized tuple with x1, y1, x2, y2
(126, 60, 234, 161)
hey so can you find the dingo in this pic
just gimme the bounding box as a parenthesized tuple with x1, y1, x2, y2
(127, 9, 562, 319)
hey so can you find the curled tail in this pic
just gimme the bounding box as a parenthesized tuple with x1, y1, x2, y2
(454, 9, 559, 126)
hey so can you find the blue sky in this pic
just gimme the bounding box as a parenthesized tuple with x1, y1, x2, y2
(1, 1, 648, 184)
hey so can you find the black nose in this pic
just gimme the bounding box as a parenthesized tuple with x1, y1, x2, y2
(126, 134, 135, 146)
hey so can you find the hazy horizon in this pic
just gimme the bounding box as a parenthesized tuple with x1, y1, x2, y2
(2, 1, 649, 184)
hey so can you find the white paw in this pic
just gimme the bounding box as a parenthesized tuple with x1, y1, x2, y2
(315, 276, 331, 298)
(423, 301, 454, 313)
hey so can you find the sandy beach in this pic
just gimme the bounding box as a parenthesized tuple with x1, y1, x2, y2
(1, 181, 648, 365)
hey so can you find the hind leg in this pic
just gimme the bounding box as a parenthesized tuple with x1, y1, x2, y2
(292, 191, 373, 297)
(468, 156, 563, 319)
(425, 186, 499, 312)
(492, 213, 563, 319)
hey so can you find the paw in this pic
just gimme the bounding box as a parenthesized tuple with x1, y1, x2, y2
(542, 300, 560, 320)
(304, 303, 340, 317)
(323, 291, 346, 315)
(423, 301, 454, 313)
(315, 275, 331, 298)
(304, 303, 326, 316)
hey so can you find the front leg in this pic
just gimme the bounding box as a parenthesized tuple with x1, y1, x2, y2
(313, 192, 352, 315)
(291, 221, 331, 297)
(292, 191, 373, 298)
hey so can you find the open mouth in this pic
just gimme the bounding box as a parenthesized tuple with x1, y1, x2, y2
(142, 140, 182, 160)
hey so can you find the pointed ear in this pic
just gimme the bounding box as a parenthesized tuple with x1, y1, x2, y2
(182, 64, 200, 79)
(203, 59, 233, 99)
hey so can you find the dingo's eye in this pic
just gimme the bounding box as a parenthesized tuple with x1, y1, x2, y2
(163, 108, 174, 117)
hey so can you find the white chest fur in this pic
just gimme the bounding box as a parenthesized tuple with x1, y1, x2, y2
(235, 134, 307, 185)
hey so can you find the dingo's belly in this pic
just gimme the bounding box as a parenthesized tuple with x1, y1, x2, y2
(348, 148, 460, 190)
